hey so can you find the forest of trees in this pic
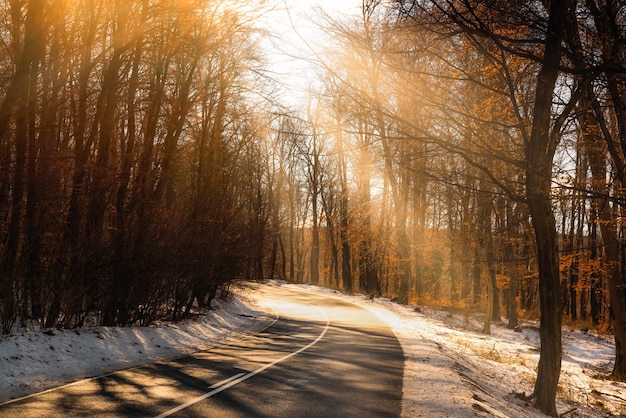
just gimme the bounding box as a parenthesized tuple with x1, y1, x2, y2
(1, 0, 625, 416)
(0, 0, 273, 330)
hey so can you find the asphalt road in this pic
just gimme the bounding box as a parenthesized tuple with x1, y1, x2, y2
(0, 285, 404, 417)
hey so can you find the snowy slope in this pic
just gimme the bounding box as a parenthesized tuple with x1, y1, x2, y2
(1, 281, 624, 417)
(0, 294, 272, 404)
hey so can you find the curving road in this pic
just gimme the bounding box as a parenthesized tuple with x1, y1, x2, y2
(0, 285, 404, 417)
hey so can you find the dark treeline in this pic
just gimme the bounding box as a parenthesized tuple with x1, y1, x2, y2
(0, 0, 269, 330)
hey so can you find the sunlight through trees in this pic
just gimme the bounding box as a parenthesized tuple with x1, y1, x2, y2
(1, 0, 626, 416)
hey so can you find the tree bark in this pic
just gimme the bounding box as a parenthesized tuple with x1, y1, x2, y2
(585, 0, 626, 381)
(336, 123, 353, 292)
(581, 90, 626, 379)
(524, 1, 570, 413)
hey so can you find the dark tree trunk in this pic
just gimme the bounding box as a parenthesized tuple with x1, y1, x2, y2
(310, 213, 320, 285)
(524, 1, 571, 413)
(339, 145, 352, 292)
(579, 82, 626, 378)
(585, 0, 626, 381)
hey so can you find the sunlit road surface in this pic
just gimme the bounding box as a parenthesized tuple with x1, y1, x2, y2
(0, 285, 403, 417)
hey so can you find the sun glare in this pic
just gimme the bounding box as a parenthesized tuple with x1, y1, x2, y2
(262, 0, 362, 105)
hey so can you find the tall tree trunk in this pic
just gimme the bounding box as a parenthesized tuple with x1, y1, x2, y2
(321, 191, 340, 287)
(86, 1, 127, 252)
(358, 171, 380, 295)
(396, 150, 413, 304)
(0, 0, 45, 331)
(580, 88, 626, 380)
(0, 0, 44, 274)
(310, 196, 320, 285)
(336, 124, 352, 292)
(585, 0, 626, 381)
(23, 0, 49, 321)
(94, 1, 130, 326)
(504, 199, 520, 330)
(279, 233, 287, 280)
(525, 1, 570, 413)
(477, 185, 496, 333)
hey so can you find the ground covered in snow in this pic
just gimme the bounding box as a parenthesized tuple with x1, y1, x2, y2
(1, 281, 624, 417)
(0, 294, 272, 405)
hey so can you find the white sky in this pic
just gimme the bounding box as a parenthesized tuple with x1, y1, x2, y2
(260, 0, 363, 106)
(284, 0, 362, 14)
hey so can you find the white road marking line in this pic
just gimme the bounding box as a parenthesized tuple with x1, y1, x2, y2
(208, 372, 245, 389)
(154, 303, 330, 418)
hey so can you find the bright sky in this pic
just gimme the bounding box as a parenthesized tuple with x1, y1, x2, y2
(261, 0, 363, 106)
(284, 0, 362, 14)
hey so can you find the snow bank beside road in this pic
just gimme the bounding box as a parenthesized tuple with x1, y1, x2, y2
(0, 295, 269, 404)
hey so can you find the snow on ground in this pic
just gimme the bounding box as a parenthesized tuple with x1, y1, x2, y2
(0, 293, 273, 404)
(1, 281, 625, 417)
